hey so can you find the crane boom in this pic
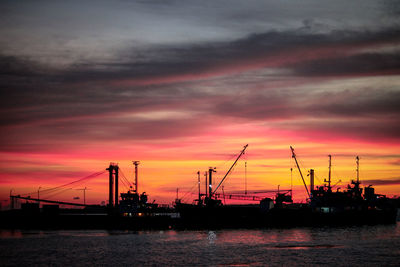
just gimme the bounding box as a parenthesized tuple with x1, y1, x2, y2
(213, 144, 248, 194)
(290, 146, 310, 198)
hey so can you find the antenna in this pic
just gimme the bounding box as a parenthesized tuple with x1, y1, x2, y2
(76, 187, 90, 205)
(325, 155, 332, 192)
(209, 167, 216, 198)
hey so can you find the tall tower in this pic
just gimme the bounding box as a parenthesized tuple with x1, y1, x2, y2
(133, 161, 140, 193)
(106, 163, 119, 208)
(208, 167, 216, 198)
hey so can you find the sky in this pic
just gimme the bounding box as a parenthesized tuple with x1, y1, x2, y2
(1, 0, 400, 207)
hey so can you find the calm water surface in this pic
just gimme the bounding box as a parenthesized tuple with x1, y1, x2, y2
(1, 223, 400, 266)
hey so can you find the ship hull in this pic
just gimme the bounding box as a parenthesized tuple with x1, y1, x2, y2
(175, 204, 397, 229)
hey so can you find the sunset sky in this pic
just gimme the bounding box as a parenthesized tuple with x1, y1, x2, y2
(1, 0, 400, 207)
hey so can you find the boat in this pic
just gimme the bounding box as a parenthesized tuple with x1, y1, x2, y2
(305, 155, 397, 225)
(175, 146, 398, 229)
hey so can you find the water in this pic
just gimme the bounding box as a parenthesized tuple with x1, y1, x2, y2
(1, 223, 400, 266)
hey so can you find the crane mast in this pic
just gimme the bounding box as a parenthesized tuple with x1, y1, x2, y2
(213, 144, 248, 194)
(290, 146, 310, 198)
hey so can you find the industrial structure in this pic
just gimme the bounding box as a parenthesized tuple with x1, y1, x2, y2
(2, 145, 398, 229)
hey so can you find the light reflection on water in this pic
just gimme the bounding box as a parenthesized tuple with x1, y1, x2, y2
(1, 224, 400, 266)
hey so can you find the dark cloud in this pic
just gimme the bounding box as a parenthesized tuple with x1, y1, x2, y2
(0, 113, 217, 152)
(213, 86, 400, 122)
(1, 27, 399, 117)
(214, 92, 294, 121)
(3, 27, 398, 86)
(309, 89, 400, 117)
(2, 27, 400, 87)
(63, 28, 400, 83)
(292, 53, 400, 77)
(0, 55, 47, 77)
(283, 118, 400, 142)
(1, 26, 400, 151)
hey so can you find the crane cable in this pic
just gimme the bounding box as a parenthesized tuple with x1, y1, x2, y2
(180, 182, 198, 202)
(118, 168, 133, 191)
(20, 170, 106, 197)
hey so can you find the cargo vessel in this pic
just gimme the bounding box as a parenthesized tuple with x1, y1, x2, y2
(175, 146, 398, 228)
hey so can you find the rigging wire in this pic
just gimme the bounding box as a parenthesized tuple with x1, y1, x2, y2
(20, 170, 106, 197)
(44, 187, 74, 200)
(180, 183, 198, 202)
(118, 176, 130, 192)
(118, 168, 133, 191)
(118, 168, 133, 188)
(213, 145, 248, 195)
(39, 176, 89, 197)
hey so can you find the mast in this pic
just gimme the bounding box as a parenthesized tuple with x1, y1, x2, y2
(204, 171, 208, 198)
(327, 155, 332, 192)
(209, 167, 216, 198)
(309, 169, 314, 194)
(114, 165, 119, 208)
(132, 161, 140, 193)
(106, 163, 119, 209)
(213, 144, 248, 194)
(107, 164, 114, 208)
(328, 155, 331, 189)
(197, 171, 201, 201)
(290, 146, 310, 198)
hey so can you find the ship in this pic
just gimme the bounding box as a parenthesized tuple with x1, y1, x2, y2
(100, 162, 177, 229)
(175, 145, 398, 229)
(1, 162, 177, 230)
(174, 144, 301, 228)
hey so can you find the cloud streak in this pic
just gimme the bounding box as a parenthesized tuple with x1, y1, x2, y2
(362, 178, 400, 186)
(55, 28, 400, 85)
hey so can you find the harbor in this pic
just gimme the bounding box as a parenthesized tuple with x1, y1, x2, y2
(1, 146, 398, 230)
